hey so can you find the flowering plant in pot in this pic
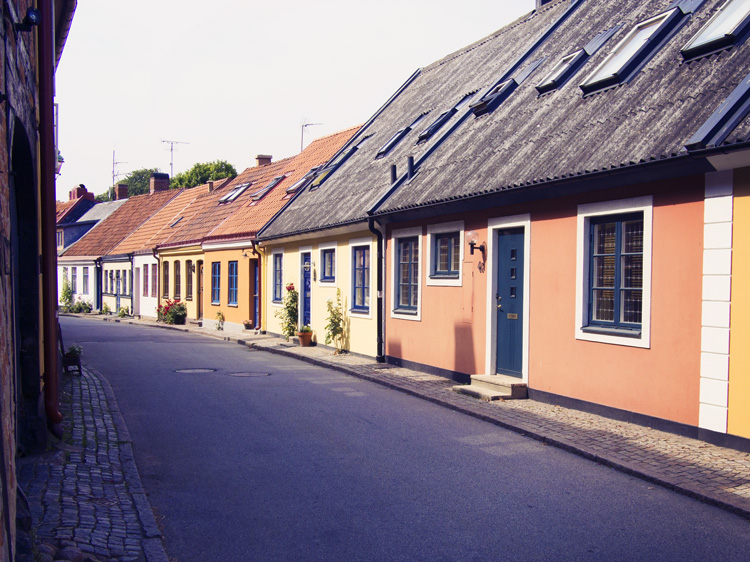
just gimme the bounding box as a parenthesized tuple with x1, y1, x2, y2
(275, 283, 299, 341)
(297, 324, 313, 347)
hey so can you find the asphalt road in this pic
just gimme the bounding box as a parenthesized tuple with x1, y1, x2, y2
(61, 317, 750, 562)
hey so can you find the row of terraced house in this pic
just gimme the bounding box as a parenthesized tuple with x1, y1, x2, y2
(59, 0, 750, 449)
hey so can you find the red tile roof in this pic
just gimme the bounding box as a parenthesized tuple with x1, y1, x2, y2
(204, 126, 361, 242)
(61, 189, 180, 257)
(56, 199, 79, 223)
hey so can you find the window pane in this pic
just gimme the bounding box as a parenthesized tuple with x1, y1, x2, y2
(594, 255, 616, 288)
(593, 289, 615, 321)
(451, 235, 460, 271)
(622, 254, 643, 289)
(622, 220, 643, 253)
(621, 290, 643, 324)
(690, 0, 750, 46)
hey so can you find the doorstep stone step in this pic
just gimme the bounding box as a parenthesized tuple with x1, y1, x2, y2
(451, 384, 511, 402)
(452, 374, 528, 401)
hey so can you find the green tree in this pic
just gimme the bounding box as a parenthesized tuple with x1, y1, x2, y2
(95, 191, 111, 202)
(118, 168, 161, 196)
(171, 160, 236, 189)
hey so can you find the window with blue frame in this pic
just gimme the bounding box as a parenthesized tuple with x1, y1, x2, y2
(83, 267, 89, 295)
(71, 268, 77, 294)
(273, 253, 283, 302)
(321, 249, 335, 282)
(352, 246, 370, 312)
(211, 262, 220, 304)
(396, 237, 419, 312)
(228, 261, 238, 305)
(431, 232, 460, 278)
(588, 213, 643, 331)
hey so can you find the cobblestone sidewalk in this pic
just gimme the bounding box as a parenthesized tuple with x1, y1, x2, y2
(17, 366, 168, 562)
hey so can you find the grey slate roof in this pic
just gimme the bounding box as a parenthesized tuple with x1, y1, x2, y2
(261, 0, 750, 238)
(76, 199, 128, 222)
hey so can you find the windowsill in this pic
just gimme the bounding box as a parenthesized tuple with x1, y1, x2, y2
(320, 278, 336, 283)
(429, 273, 459, 280)
(185, 297, 192, 301)
(350, 308, 370, 315)
(211, 302, 220, 306)
(228, 303, 238, 308)
(393, 308, 418, 316)
(272, 300, 282, 305)
(580, 325, 641, 339)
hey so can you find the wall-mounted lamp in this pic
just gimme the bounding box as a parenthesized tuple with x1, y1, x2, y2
(16, 7, 41, 32)
(466, 230, 486, 272)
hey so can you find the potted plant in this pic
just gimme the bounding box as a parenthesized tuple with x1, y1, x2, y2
(275, 283, 299, 341)
(243, 320, 253, 330)
(325, 289, 345, 354)
(297, 324, 313, 347)
(62, 344, 82, 375)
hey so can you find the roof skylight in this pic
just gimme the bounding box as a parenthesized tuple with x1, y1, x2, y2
(310, 135, 372, 189)
(536, 50, 586, 94)
(218, 183, 251, 204)
(251, 175, 286, 201)
(682, 0, 750, 59)
(580, 8, 681, 94)
(416, 94, 473, 144)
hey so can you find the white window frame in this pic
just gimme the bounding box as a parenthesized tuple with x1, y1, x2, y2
(682, 0, 750, 58)
(318, 241, 337, 287)
(390, 227, 422, 321)
(426, 221, 464, 287)
(575, 196, 653, 348)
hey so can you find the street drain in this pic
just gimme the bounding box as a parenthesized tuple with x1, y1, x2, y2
(174, 368, 216, 374)
(229, 372, 271, 377)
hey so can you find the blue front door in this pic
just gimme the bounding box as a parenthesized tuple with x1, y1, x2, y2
(302, 253, 311, 327)
(252, 260, 260, 329)
(495, 228, 524, 377)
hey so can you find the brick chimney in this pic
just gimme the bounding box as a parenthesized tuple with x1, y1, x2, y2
(149, 172, 170, 194)
(69, 184, 94, 201)
(208, 181, 215, 192)
(256, 154, 272, 167)
(115, 184, 129, 200)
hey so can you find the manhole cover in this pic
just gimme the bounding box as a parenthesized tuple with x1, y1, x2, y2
(175, 368, 216, 373)
(229, 372, 271, 377)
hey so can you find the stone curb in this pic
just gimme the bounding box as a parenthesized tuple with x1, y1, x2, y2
(63, 313, 750, 520)
(85, 365, 170, 561)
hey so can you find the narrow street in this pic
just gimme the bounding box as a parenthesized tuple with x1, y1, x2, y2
(61, 317, 750, 562)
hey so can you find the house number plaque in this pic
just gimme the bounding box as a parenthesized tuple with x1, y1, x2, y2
(507, 313, 518, 320)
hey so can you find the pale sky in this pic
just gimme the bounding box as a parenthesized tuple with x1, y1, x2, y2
(55, 1, 536, 200)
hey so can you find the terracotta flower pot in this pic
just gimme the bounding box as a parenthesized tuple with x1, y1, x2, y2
(297, 332, 313, 347)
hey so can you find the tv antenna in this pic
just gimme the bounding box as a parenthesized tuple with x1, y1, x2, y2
(161, 139, 189, 178)
(112, 149, 127, 187)
(301, 122, 322, 152)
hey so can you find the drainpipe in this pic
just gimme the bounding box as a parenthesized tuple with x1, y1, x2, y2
(251, 240, 264, 332)
(95, 258, 102, 310)
(367, 218, 385, 363)
(153, 248, 160, 307)
(39, 1, 63, 431)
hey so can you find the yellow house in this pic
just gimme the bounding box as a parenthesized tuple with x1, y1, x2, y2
(261, 230, 378, 356)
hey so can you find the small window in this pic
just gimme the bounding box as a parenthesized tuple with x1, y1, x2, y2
(417, 94, 473, 144)
(143, 264, 149, 297)
(588, 213, 644, 331)
(352, 246, 370, 312)
(211, 262, 221, 304)
(163, 262, 170, 298)
(174, 261, 181, 300)
(431, 232, 460, 278)
(311, 136, 372, 189)
(109, 271, 114, 294)
(186, 260, 193, 300)
(320, 248, 336, 282)
(250, 176, 286, 202)
(376, 113, 429, 158)
(71, 268, 77, 294)
(82, 267, 89, 295)
(169, 216, 183, 228)
(273, 253, 283, 303)
(56, 231, 63, 247)
(228, 261, 238, 305)
(471, 80, 517, 116)
(682, 0, 750, 59)
(218, 183, 251, 204)
(151, 265, 158, 298)
(122, 269, 127, 295)
(396, 237, 419, 312)
(536, 50, 587, 94)
(581, 9, 681, 94)
(116, 271, 121, 295)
